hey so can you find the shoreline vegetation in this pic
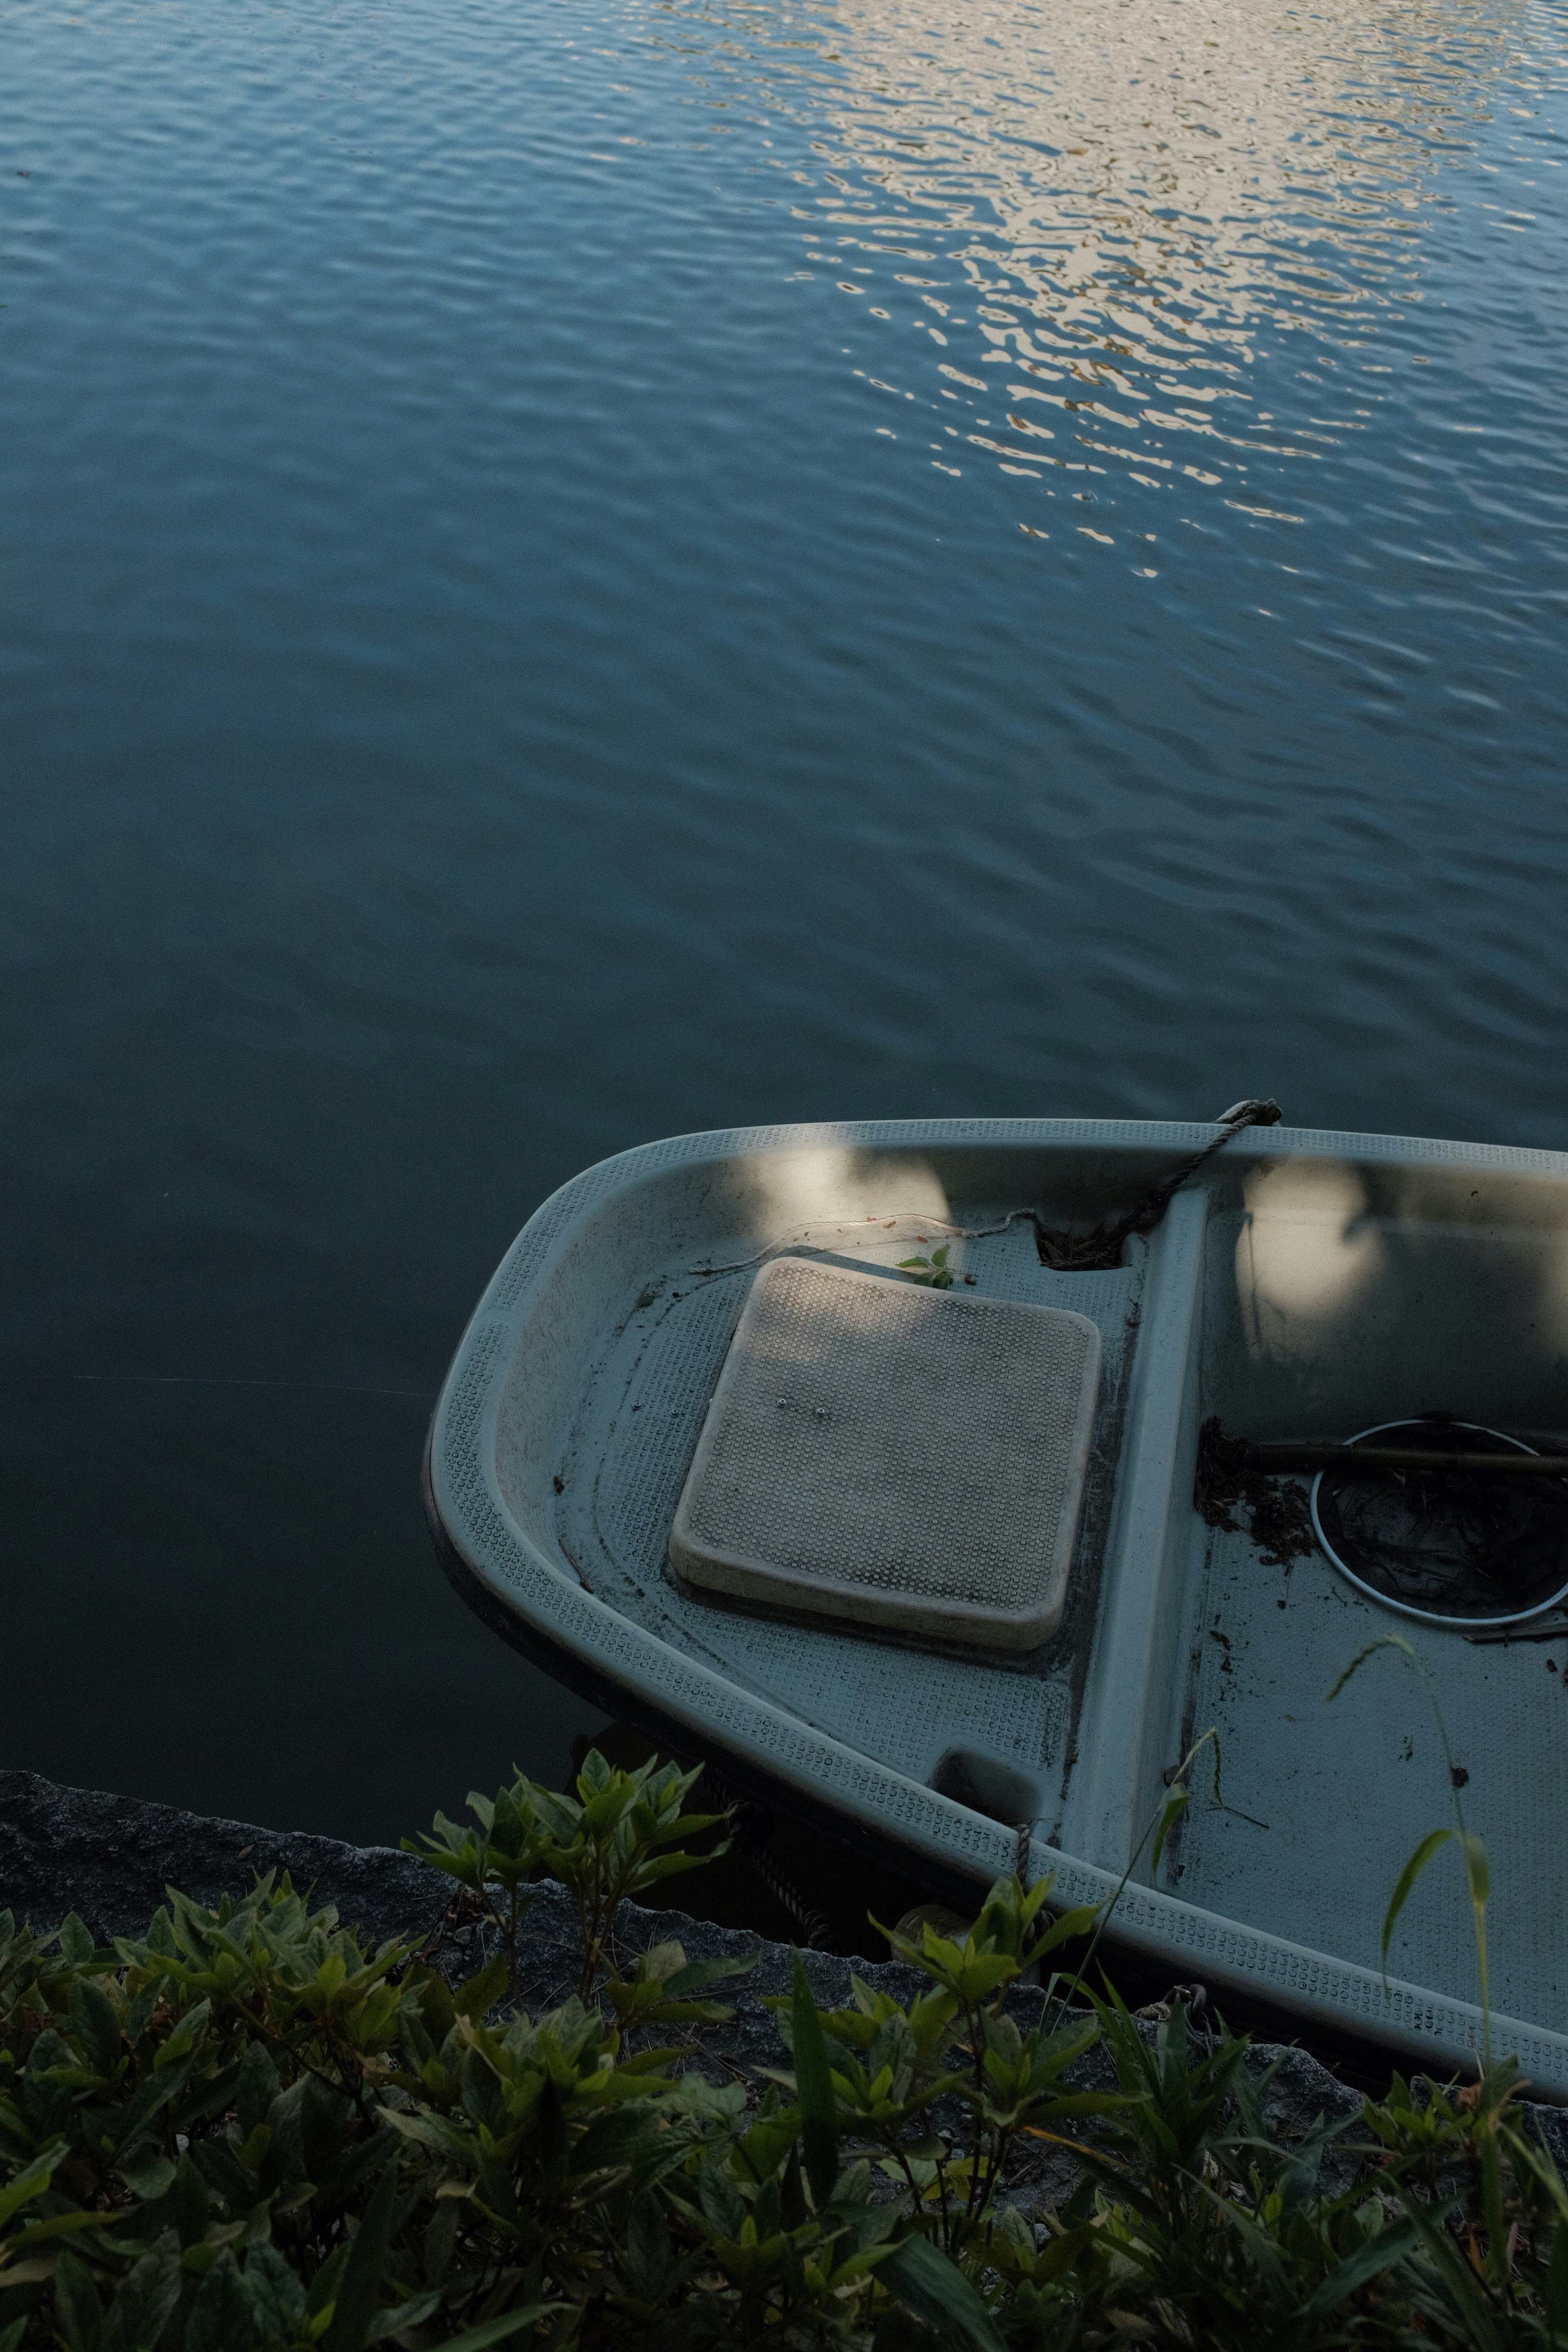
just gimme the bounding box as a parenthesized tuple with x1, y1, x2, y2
(2, 1745, 1566, 2347)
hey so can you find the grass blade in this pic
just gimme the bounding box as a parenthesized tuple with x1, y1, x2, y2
(1380, 1828, 1453, 1986)
(1295, 2216, 1419, 2321)
(432, 2309, 567, 2350)
(791, 1951, 840, 2210)
(1398, 2195, 1505, 2352)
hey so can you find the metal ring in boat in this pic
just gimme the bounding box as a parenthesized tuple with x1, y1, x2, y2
(1310, 1418, 1568, 1631)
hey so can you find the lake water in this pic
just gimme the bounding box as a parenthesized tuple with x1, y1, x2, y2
(3, 0, 1564, 1848)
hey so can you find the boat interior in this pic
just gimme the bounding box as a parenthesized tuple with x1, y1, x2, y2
(446, 1124, 1568, 2073)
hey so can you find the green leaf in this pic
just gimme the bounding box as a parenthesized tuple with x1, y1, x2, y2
(1294, 2216, 1419, 2320)
(235, 2036, 281, 2135)
(187, 2246, 257, 2352)
(625, 2191, 671, 2297)
(622, 1850, 715, 1889)
(0, 2136, 67, 2229)
(246, 2240, 309, 2339)
(153, 1996, 210, 2069)
(1381, 1828, 1454, 1982)
(186, 2131, 258, 2220)
(11, 2210, 114, 2255)
(734, 2107, 803, 2187)
(323, 2146, 400, 2352)
(880, 2234, 1007, 2351)
(427, 2309, 566, 2351)
(115, 2049, 195, 2151)
(365, 2289, 445, 2341)
(68, 1972, 123, 2078)
(307, 2239, 353, 2323)
(301, 2072, 347, 2194)
(171, 2150, 211, 2249)
(791, 1952, 840, 2209)
(698, 2160, 746, 2240)
(58, 1913, 95, 1966)
(661, 1952, 756, 1997)
(109, 2220, 182, 2352)
(1545, 2210, 1568, 2334)
(452, 1953, 509, 2024)
(1459, 1828, 1490, 1912)
(1398, 2195, 1505, 2352)
(1031, 1901, 1102, 1958)
(1150, 1782, 1188, 1875)
(53, 2248, 103, 2352)
(115, 2147, 177, 2202)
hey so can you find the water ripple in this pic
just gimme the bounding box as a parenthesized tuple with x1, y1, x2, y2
(0, 0, 1565, 1828)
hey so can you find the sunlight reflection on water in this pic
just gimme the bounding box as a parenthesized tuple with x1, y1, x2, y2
(667, 0, 1556, 548)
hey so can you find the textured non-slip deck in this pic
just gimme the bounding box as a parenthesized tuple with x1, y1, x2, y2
(669, 1257, 1102, 1650)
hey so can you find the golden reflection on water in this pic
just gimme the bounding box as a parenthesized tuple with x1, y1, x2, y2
(753, 0, 1524, 510)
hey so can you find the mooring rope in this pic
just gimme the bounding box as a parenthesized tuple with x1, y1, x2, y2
(1031, 1098, 1283, 1271)
(704, 1769, 833, 1951)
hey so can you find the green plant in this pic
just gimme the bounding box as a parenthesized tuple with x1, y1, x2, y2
(405, 1752, 727, 2005)
(896, 1247, 953, 1291)
(4, 1740, 1568, 2349)
(849, 1870, 1113, 2259)
(0, 1878, 559, 2352)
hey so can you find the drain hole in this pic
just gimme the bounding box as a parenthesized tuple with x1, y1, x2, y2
(930, 1748, 1044, 1826)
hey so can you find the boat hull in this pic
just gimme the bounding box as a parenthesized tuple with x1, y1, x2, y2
(425, 1117, 1568, 2094)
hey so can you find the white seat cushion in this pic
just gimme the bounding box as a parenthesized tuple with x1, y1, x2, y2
(669, 1256, 1101, 1652)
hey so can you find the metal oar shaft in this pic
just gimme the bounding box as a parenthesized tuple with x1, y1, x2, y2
(1465, 1616, 1568, 1645)
(1240, 1443, 1568, 1478)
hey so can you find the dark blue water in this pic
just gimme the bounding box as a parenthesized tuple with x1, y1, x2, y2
(3, 0, 1564, 1843)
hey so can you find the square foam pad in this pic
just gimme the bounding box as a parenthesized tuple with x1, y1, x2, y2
(669, 1256, 1102, 1651)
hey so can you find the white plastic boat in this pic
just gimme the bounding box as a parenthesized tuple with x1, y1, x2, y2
(423, 1115, 1568, 2094)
